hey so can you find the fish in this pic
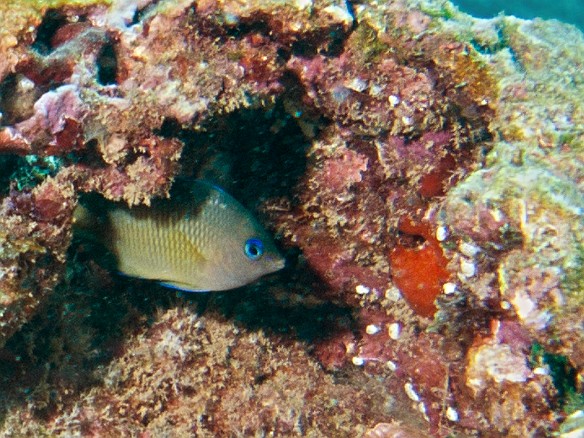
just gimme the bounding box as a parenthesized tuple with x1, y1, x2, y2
(74, 180, 285, 291)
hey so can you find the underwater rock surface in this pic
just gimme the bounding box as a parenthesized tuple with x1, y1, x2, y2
(0, 0, 582, 436)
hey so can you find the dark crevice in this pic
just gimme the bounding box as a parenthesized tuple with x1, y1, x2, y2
(177, 98, 311, 205)
(279, 69, 331, 133)
(156, 117, 183, 138)
(323, 27, 352, 57)
(289, 36, 323, 58)
(291, 28, 347, 58)
(291, 23, 354, 58)
(32, 9, 69, 54)
(0, 156, 20, 196)
(276, 47, 292, 62)
(96, 43, 118, 85)
(31, 9, 89, 55)
(74, 138, 112, 169)
(224, 20, 270, 39)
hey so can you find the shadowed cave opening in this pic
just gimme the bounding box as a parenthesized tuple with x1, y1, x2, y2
(0, 100, 358, 420)
(96, 42, 119, 86)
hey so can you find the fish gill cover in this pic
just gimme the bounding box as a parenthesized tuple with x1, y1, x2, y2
(0, 0, 582, 436)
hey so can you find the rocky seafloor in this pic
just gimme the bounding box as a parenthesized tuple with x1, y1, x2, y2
(0, 0, 582, 436)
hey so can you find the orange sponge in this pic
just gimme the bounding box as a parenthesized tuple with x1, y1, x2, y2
(390, 218, 450, 317)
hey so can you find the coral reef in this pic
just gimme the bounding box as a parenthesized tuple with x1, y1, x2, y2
(0, 175, 76, 349)
(17, 306, 395, 437)
(0, 0, 582, 436)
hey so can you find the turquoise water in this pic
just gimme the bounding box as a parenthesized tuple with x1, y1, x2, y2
(451, 0, 584, 31)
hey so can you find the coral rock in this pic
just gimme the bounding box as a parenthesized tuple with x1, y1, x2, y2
(0, 0, 582, 436)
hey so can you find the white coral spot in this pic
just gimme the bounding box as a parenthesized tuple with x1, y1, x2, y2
(442, 282, 457, 295)
(436, 225, 448, 242)
(356, 284, 370, 295)
(446, 406, 459, 422)
(404, 382, 420, 401)
(388, 322, 401, 340)
(460, 258, 476, 277)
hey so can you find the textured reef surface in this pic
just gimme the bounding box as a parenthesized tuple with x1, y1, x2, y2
(0, 0, 582, 436)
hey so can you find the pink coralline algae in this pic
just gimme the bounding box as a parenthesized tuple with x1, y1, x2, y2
(0, 0, 583, 437)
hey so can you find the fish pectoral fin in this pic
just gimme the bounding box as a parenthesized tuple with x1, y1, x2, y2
(174, 229, 208, 264)
(159, 281, 210, 293)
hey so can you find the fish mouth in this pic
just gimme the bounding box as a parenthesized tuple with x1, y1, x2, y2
(270, 255, 286, 272)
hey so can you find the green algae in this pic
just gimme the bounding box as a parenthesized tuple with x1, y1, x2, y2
(420, 1, 458, 21)
(530, 343, 583, 414)
(10, 155, 63, 190)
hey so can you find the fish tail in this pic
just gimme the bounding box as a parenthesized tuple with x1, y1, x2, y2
(72, 203, 95, 231)
(73, 202, 110, 245)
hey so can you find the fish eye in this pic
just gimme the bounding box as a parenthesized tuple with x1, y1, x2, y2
(244, 238, 264, 260)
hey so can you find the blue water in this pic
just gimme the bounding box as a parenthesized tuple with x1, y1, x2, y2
(451, 0, 584, 32)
